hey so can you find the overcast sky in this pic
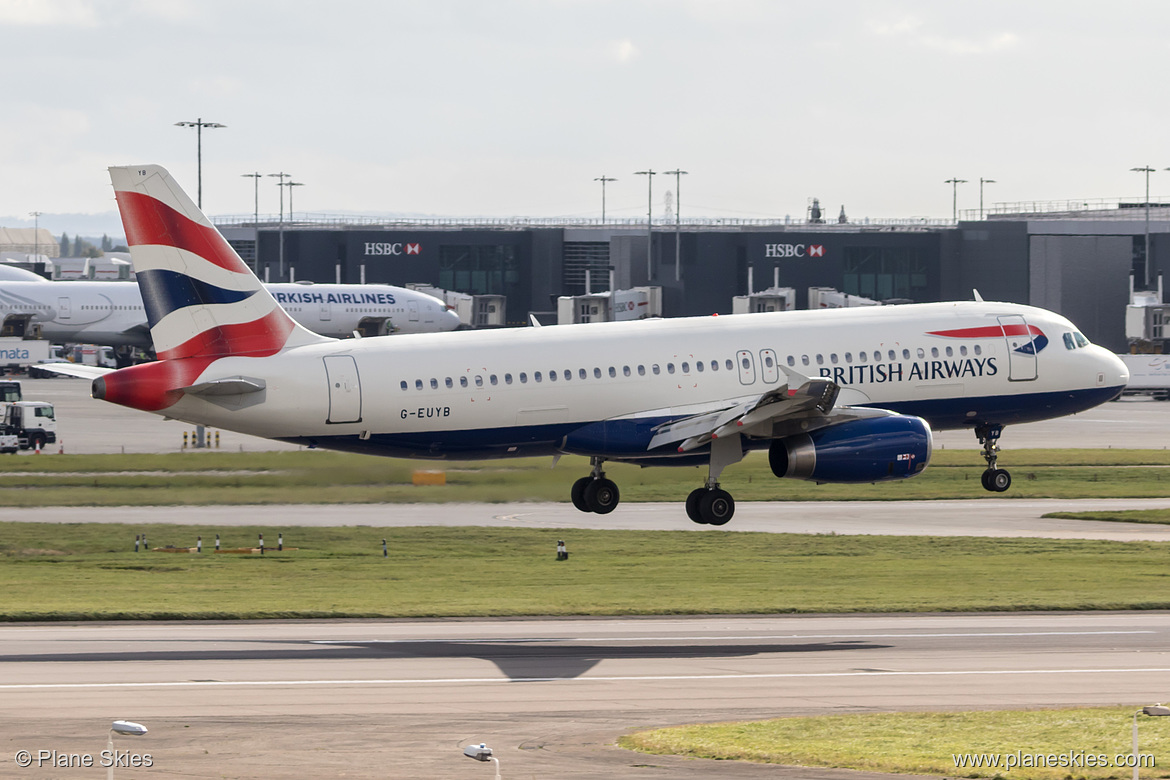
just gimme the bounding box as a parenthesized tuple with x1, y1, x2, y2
(3, 0, 1168, 233)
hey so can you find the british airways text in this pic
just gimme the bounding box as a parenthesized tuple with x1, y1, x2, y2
(819, 357, 998, 385)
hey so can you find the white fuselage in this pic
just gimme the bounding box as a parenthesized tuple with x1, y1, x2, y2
(152, 301, 1128, 461)
(0, 280, 459, 348)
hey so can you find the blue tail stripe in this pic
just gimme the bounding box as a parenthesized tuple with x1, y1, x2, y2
(137, 269, 258, 327)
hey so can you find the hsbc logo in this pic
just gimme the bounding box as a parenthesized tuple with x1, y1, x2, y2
(364, 242, 422, 256)
(764, 243, 825, 259)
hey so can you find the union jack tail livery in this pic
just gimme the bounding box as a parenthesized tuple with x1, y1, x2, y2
(95, 165, 331, 410)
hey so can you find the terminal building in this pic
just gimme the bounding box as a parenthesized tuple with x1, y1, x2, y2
(216, 199, 1170, 353)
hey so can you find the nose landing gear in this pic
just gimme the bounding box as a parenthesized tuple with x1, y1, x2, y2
(976, 423, 1012, 492)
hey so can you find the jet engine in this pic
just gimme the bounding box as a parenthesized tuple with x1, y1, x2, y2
(768, 414, 932, 483)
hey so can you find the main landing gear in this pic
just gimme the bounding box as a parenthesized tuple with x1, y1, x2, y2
(571, 457, 620, 514)
(976, 423, 1011, 493)
(686, 433, 742, 526)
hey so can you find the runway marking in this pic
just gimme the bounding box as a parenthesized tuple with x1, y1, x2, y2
(308, 630, 1157, 644)
(4, 667, 1170, 690)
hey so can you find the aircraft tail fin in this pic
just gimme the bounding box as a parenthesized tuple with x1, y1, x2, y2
(109, 164, 330, 361)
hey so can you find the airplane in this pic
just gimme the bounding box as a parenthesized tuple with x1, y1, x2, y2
(0, 277, 461, 356)
(49, 164, 1130, 526)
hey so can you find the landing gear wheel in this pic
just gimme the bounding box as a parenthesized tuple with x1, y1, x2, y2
(984, 468, 1011, 493)
(699, 489, 735, 526)
(686, 488, 707, 524)
(570, 477, 592, 513)
(584, 478, 620, 514)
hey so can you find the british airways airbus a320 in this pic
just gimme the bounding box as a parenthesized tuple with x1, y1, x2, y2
(51, 165, 1129, 526)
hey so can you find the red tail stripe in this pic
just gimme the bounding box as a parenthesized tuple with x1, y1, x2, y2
(98, 358, 214, 411)
(928, 325, 1042, 339)
(157, 309, 296, 361)
(115, 190, 251, 275)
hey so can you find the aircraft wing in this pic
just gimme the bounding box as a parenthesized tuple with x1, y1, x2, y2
(33, 363, 115, 380)
(647, 368, 858, 453)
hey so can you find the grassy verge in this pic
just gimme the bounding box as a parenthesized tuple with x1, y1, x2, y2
(3, 449, 1170, 506)
(620, 707, 1170, 779)
(1045, 510, 1170, 525)
(3, 524, 1170, 620)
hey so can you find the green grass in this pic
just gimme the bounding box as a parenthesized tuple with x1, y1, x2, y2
(3, 524, 1170, 620)
(620, 707, 1170, 779)
(3, 448, 1170, 506)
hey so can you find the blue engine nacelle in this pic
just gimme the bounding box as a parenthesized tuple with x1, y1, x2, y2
(768, 414, 932, 483)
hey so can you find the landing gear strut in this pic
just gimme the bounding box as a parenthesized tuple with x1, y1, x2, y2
(686, 434, 742, 526)
(976, 423, 1011, 493)
(570, 457, 620, 514)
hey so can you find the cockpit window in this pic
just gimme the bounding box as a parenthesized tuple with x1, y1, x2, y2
(1063, 332, 1076, 350)
(1074, 332, 1090, 348)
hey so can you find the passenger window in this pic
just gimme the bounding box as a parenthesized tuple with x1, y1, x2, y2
(830, 353, 838, 364)
(682, 362, 690, 373)
(445, 377, 453, 388)
(490, 375, 498, 386)
(415, 379, 423, 391)
(845, 352, 853, 363)
(917, 348, 925, 359)
(696, 361, 704, 372)
(974, 345, 982, 356)
(787, 355, 795, 366)
(667, 363, 676, 374)
(815, 354, 824, 365)
(475, 375, 484, 387)
(888, 350, 895, 361)
(652, 364, 661, 375)
(623, 366, 631, 376)
(505, 374, 512, 385)
(931, 347, 939, 358)
(535, 371, 543, 382)
(548, 370, 556, 382)
(638, 365, 646, 376)
(945, 346, 953, 357)
(725, 359, 733, 370)
(710, 360, 718, 371)
(579, 368, 587, 379)
(873, 351, 881, 362)
(609, 366, 616, 377)
(519, 372, 527, 383)
(460, 376, 468, 388)
(801, 355, 810, 366)
(430, 378, 438, 390)
(594, 367, 602, 379)
(400, 381, 408, 391)
(960, 346, 968, 356)
(903, 349, 911, 359)
(859, 351, 867, 362)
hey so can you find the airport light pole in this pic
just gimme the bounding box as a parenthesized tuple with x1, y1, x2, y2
(107, 720, 147, 780)
(1133, 166, 1155, 288)
(979, 178, 996, 221)
(665, 169, 688, 281)
(944, 178, 967, 223)
(1132, 705, 1169, 780)
(174, 118, 226, 209)
(284, 181, 304, 221)
(593, 176, 616, 222)
(635, 169, 656, 280)
(241, 173, 261, 272)
(268, 172, 291, 280)
(28, 211, 41, 263)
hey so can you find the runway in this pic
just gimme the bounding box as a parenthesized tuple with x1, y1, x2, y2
(2, 613, 1168, 779)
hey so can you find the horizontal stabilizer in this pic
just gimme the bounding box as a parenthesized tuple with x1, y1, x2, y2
(33, 363, 115, 380)
(179, 377, 266, 397)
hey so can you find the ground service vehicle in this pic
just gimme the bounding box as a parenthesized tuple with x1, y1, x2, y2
(4, 401, 56, 450)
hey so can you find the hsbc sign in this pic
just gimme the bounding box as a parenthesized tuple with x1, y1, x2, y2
(364, 242, 421, 256)
(764, 243, 825, 259)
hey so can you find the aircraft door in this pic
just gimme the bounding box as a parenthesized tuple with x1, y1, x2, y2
(998, 314, 1038, 381)
(319, 300, 331, 321)
(57, 297, 71, 321)
(408, 301, 419, 323)
(324, 355, 362, 424)
(759, 349, 779, 384)
(736, 350, 756, 385)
